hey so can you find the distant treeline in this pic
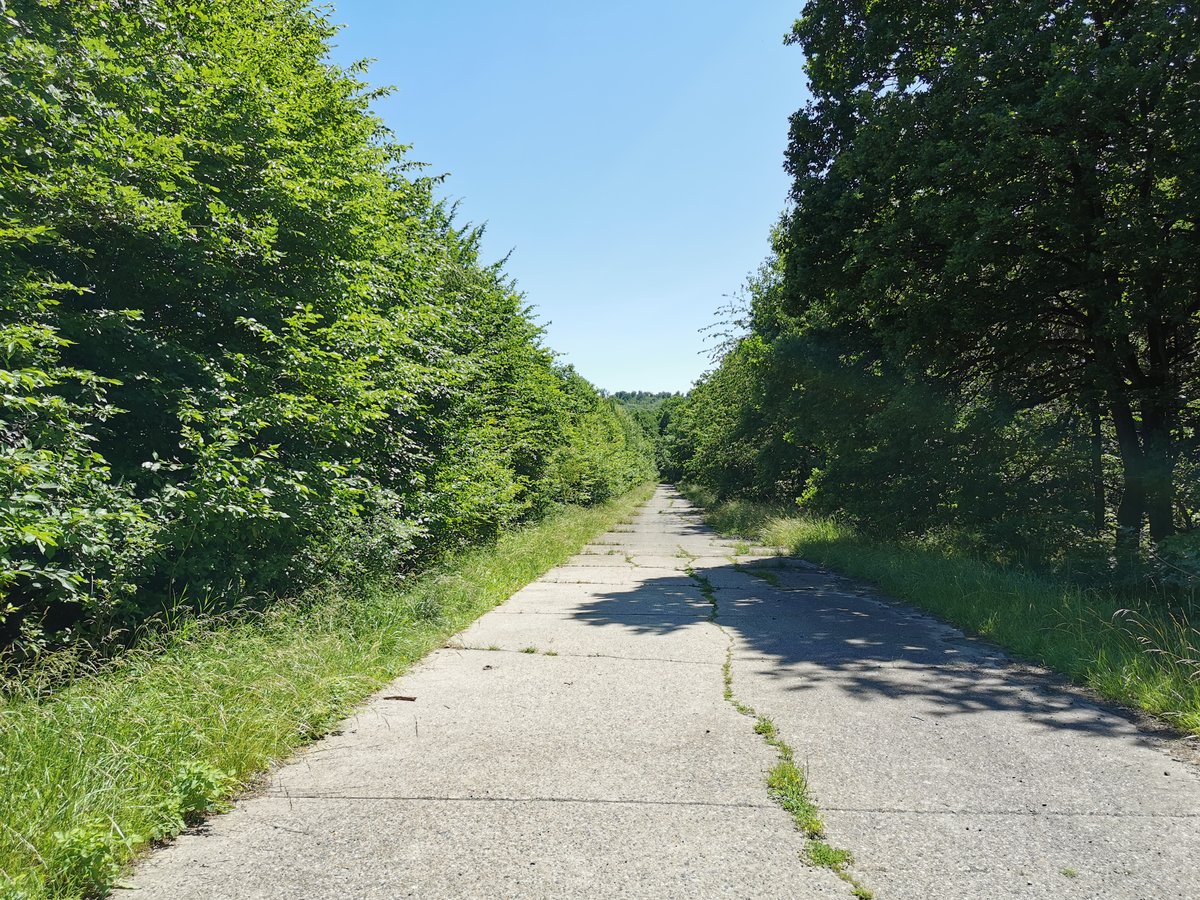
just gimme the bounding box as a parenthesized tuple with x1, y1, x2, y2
(611, 392, 683, 475)
(609, 390, 681, 406)
(0, 0, 655, 653)
(662, 1, 1198, 571)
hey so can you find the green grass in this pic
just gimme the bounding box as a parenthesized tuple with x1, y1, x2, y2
(806, 841, 854, 871)
(735, 562, 781, 588)
(0, 483, 655, 899)
(724, 656, 869, 894)
(765, 754, 824, 838)
(683, 487, 1200, 735)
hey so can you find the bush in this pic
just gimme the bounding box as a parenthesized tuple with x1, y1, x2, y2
(0, 0, 656, 655)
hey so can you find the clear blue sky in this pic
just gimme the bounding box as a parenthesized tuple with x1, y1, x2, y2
(325, 1, 810, 393)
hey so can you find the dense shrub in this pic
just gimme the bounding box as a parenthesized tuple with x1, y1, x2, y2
(0, 0, 654, 654)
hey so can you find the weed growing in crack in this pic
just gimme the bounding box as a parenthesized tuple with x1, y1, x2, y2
(721, 654, 755, 715)
(735, 561, 781, 588)
(519, 647, 538, 654)
(694, 566, 872, 897)
(685, 567, 718, 623)
(766, 758, 824, 837)
(807, 841, 854, 870)
(754, 715, 778, 741)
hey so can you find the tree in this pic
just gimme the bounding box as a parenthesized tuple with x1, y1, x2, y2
(0, 0, 655, 652)
(782, 0, 1199, 548)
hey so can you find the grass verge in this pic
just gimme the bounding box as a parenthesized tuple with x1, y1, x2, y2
(683, 487, 1200, 736)
(0, 483, 655, 900)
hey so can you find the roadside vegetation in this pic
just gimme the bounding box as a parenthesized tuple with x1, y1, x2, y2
(655, 2, 1198, 734)
(0, 3, 658, 897)
(1, 0, 654, 661)
(0, 484, 654, 899)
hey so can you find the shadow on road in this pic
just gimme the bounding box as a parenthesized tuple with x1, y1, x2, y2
(571, 540, 1148, 744)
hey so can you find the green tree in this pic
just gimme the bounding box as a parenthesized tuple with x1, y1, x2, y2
(0, 0, 655, 652)
(781, 0, 1199, 549)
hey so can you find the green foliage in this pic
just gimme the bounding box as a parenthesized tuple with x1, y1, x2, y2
(667, 0, 1199, 571)
(0, 0, 655, 654)
(766, 758, 824, 838)
(806, 841, 853, 872)
(610, 391, 682, 475)
(46, 821, 127, 898)
(546, 376, 658, 507)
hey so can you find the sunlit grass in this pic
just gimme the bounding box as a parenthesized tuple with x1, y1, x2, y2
(0, 484, 655, 899)
(684, 487, 1200, 736)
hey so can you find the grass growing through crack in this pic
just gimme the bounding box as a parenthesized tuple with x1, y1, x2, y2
(0, 483, 655, 900)
(726, 669, 869, 893)
(808, 841, 855, 871)
(724, 651, 871, 895)
(734, 561, 781, 588)
(685, 567, 718, 622)
(687, 567, 872, 897)
(763, 747, 824, 839)
(683, 486, 1200, 736)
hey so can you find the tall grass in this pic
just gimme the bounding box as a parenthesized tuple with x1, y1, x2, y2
(685, 488, 1200, 736)
(0, 484, 655, 900)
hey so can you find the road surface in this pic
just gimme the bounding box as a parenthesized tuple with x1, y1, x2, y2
(125, 486, 1200, 899)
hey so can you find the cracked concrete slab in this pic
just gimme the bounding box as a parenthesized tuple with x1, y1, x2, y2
(456, 612, 718, 661)
(126, 798, 848, 900)
(122, 487, 847, 899)
(536, 565, 683, 585)
(825, 808, 1200, 899)
(123, 486, 1200, 899)
(702, 547, 1200, 898)
(499, 581, 711, 620)
(258, 653, 757, 805)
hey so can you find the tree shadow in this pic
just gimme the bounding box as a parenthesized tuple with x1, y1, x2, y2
(570, 558, 1163, 745)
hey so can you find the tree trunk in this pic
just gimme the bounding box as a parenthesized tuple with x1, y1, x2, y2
(1088, 399, 1106, 535)
(1140, 403, 1176, 543)
(1110, 398, 1145, 552)
(1141, 319, 1177, 543)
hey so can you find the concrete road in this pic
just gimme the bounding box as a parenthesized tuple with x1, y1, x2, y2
(124, 487, 1200, 899)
